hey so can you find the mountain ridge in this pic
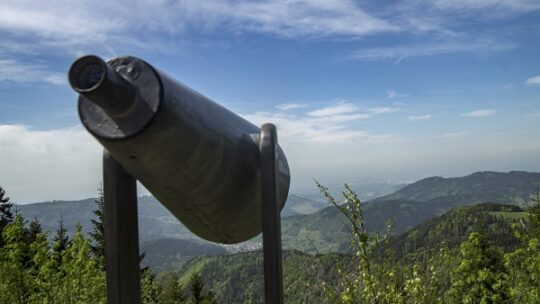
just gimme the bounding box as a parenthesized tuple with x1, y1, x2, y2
(374, 171, 540, 204)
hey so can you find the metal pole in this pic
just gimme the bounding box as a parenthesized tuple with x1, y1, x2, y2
(103, 151, 142, 304)
(259, 124, 284, 304)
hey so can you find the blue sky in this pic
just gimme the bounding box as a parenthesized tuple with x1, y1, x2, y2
(0, 0, 539, 202)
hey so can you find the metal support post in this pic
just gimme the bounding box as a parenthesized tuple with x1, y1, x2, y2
(259, 124, 284, 304)
(103, 151, 142, 304)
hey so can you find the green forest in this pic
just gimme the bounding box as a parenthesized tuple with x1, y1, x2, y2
(1, 178, 539, 303)
(0, 187, 216, 304)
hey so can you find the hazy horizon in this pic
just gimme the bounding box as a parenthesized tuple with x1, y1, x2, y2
(7, 169, 539, 205)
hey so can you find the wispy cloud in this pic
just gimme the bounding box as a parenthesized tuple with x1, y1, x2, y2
(408, 114, 432, 121)
(242, 101, 399, 144)
(350, 38, 515, 63)
(437, 131, 470, 138)
(386, 90, 409, 99)
(0, 0, 532, 83)
(525, 75, 540, 86)
(0, 0, 528, 59)
(0, 58, 65, 85)
(460, 109, 496, 117)
(0, 0, 395, 53)
(275, 103, 308, 111)
(307, 102, 359, 117)
(306, 103, 398, 122)
(0, 0, 402, 83)
(242, 111, 362, 144)
(428, 0, 540, 15)
(219, 0, 396, 38)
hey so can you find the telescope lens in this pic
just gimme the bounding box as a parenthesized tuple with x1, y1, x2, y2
(77, 64, 103, 90)
(69, 55, 106, 92)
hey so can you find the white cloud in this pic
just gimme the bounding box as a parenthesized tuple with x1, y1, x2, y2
(351, 38, 514, 62)
(460, 109, 496, 117)
(387, 90, 409, 99)
(408, 114, 432, 121)
(0, 125, 102, 203)
(525, 75, 540, 86)
(0, 58, 65, 85)
(306, 103, 398, 122)
(369, 107, 398, 115)
(243, 111, 365, 144)
(275, 103, 308, 111)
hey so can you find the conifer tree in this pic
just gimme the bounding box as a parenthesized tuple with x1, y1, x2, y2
(25, 217, 42, 245)
(188, 273, 216, 304)
(57, 224, 106, 303)
(90, 186, 105, 266)
(159, 272, 186, 304)
(141, 268, 162, 304)
(0, 185, 14, 247)
(52, 215, 70, 254)
(0, 214, 30, 304)
(27, 232, 58, 303)
(189, 273, 204, 303)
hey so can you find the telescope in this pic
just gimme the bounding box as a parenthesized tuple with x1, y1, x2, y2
(69, 55, 290, 303)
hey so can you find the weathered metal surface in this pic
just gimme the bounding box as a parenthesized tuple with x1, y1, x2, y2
(260, 124, 284, 304)
(70, 55, 291, 244)
(103, 152, 141, 304)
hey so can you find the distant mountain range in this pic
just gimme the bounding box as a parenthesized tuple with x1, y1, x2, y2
(282, 171, 540, 253)
(15, 181, 404, 242)
(15, 171, 540, 270)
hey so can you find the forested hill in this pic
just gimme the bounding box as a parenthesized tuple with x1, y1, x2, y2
(281, 199, 438, 253)
(388, 203, 527, 261)
(178, 250, 350, 304)
(178, 202, 537, 303)
(375, 171, 540, 205)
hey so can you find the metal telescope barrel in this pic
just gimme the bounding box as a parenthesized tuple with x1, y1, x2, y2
(69, 55, 291, 244)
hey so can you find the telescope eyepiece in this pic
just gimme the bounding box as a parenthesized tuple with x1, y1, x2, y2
(69, 55, 136, 116)
(70, 57, 105, 91)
